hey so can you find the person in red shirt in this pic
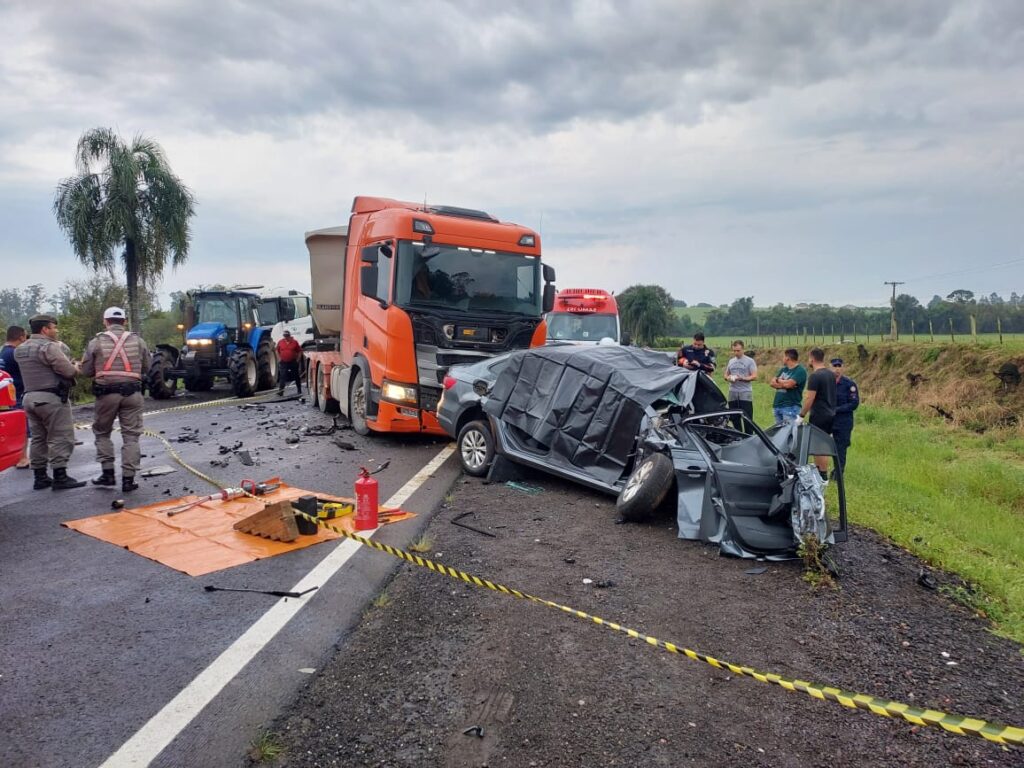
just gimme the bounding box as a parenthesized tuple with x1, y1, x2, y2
(275, 330, 303, 395)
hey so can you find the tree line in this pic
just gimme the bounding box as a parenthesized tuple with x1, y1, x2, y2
(616, 285, 1024, 347)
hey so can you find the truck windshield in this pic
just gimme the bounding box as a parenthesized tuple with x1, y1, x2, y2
(195, 297, 238, 327)
(394, 241, 541, 315)
(547, 312, 618, 342)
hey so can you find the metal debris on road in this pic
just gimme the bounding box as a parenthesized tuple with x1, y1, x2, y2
(505, 481, 542, 494)
(203, 585, 319, 598)
(139, 465, 177, 477)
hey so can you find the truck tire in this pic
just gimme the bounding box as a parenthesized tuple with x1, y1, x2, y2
(316, 364, 339, 414)
(256, 337, 278, 391)
(457, 420, 494, 477)
(349, 368, 370, 435)
(229, 348, 258, 397)
(616, 453, 674, 522)
(183, 372, 213, 392)
(308, 361, 320, 409)
(147, 350, 178, 400)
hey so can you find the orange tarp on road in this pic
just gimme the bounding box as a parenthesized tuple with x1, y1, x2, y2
(62, 482, 406, 577)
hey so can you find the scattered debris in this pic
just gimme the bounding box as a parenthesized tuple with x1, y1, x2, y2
(331, 437, 357, 451)
(110, 499, 125, 510)
(930, 404, 955, 422)
(906, 372, 928, 388)
(462, 726, 485, 739)
(139, 465, 177, 478)
(204, 585, 319, 598)
(595, 580, 615, 589)
(237, 450, 255, 467)
(917, 570, 938, 591)
(451, 511, 496, 538)
(506, 481, 542, 495)
(210, 458, 230, 468)
(995, 361, 1021, 390)
(285, 435, 301, 445)
(582, 578, 593, 585)
(745, 566, 768, 576)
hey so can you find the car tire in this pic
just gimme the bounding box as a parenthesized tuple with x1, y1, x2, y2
(457, 420, 494, 477)
(616, 452, 674, 522)
(349, 368, 369, 435)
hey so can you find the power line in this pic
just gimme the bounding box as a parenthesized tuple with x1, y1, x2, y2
(884, 281, 904, 339)
(903, 257, 1024, 284)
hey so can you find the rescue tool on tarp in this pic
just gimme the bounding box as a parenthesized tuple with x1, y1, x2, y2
(203, 585, 319, 599)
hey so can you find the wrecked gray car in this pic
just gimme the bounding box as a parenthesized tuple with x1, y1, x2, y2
(475, 344, 847, 559)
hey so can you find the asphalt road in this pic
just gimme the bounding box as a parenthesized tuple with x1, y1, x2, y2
(0, 390, 460, 768)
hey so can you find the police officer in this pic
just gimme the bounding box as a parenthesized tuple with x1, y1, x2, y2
(81, 306, 151, 492)
(831, 357, 860, 475)
(677, 332, 716, 374)
(14, 314, 85, 490)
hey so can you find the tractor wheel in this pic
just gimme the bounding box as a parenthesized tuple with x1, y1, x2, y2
(316, 363, 339, 414)
(183, 372, 213, 392)
(616, 453, 675, 522)
(147, 350, 178, 399)
(256, 337, 278, 391)
(229, 348, 258, 397)
(349, 368, 370, 435)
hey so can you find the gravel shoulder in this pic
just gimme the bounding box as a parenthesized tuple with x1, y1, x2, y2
(263, 468, 1024, 767)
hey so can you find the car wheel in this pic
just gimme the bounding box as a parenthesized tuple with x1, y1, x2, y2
(616, 453, 674, 522)
(457, 420, 494, 477)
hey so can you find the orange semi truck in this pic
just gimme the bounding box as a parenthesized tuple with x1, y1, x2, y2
(304, 196, 556, 436)
(546, 288, 625, 345)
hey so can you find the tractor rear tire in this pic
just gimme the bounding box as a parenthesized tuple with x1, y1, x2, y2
(256, 338, 278, 391)
(147, 350, 178, 400)
(229, 348, 258, 397)
(349, 368, 370, 435)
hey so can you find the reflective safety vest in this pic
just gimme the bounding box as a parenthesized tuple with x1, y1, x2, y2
(94, 330, 143, 382)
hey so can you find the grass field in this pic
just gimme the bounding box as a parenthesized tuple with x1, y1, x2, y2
(743, 382, 1024, 644)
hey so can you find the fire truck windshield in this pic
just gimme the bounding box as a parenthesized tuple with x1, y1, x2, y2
(546, 312, 618, 342)
(395, 241, 541, 316)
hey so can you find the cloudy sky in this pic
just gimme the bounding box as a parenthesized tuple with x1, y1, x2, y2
(1, 0, 1022, 310)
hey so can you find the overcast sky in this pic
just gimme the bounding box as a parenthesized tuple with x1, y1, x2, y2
(1, 0, 1022, 310)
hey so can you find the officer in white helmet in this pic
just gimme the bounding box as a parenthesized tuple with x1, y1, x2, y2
(80, 306, 151, 492)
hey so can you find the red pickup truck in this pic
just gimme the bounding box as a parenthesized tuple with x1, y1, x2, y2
(0, 371, 27, 472)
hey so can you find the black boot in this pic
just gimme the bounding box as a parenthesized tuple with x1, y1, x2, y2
(51, 467, 86, 490)
(33, 468, 52, 490)
(122, 475, 139, 492)
(92, 468, 116, 486)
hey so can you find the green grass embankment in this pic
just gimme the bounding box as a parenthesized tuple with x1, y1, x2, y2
(736, 343, 1023, 643)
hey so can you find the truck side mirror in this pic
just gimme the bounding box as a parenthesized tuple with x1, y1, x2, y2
(543, 283, 556, 313)
(543, 264, 556, 283)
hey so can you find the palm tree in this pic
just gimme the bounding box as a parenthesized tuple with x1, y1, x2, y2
(54, 128, 196, 330)
(617, 284, 674, 346)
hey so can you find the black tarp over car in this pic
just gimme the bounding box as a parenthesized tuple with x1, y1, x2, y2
(483, 345, 727, 485)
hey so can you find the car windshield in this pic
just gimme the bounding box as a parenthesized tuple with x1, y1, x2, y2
(195, 297, 238, 327)
(395, 241, 542, 315)
(546, 312, 618, 342)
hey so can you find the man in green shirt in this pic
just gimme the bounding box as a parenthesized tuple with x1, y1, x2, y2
(769, 348, 806, 425)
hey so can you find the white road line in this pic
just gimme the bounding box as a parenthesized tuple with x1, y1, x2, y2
(100, 443, 457, 768)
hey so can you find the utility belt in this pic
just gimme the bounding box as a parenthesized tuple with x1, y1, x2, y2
(93, 382, 143, 397)
(30, 380, 72, 403)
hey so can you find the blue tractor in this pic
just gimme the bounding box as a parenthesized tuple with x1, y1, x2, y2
(147, 289, 279, 399)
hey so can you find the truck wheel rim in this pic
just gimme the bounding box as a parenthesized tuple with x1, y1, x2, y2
(461, 429, 488, 469)
(622, 460, 652, 502)
(352, 381, 366, 418)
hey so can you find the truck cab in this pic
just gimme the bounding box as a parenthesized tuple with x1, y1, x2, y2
(546, 288, 624, 345)
(305, 197, 557, 436)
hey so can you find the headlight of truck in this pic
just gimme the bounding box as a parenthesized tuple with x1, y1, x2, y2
(186, 339, 214, 347)
(381, 380, 418, 404)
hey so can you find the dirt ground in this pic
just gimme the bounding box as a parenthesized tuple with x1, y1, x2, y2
(263, 467, 1024, 767)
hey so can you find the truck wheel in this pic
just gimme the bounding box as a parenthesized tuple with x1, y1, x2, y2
(229, 348, 257, 397)
(147, 350, 178, 399)
(184, 373, 213, 392)
(316, 364, 339, 414)
(308, 362, 320, 409)
(616, 453, 674, 522)
(256, 337, 278, 391)
(349, 368, 370, 435)
(457, 420, 493, 477)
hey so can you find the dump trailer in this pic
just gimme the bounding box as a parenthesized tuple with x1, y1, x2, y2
(546, 288, 624, 345)
(148, 287, 312, 398)
(303, 196, 557, 436)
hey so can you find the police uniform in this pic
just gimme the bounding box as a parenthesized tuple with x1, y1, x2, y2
(14, 314, 84, 489)
(831, 358, 859, 472)
(677, 342, 716, 373)
(80, 307, 151, 491)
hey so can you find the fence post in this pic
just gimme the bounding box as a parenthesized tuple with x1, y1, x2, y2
(998, 317, 1003, 344)
(853, 321, 857, 342)
(949, 317, 955, 342)
(911, 320, 916, 342)
(929, 319, 934, 342)
(970, 314, 977, 341)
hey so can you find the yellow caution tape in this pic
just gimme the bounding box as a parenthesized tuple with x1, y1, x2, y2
(295, 509, 1024, 748)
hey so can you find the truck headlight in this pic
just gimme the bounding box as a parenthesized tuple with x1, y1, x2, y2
(381, 380, 418, 404)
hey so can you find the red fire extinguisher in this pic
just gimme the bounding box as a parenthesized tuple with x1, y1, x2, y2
(355, 467, 378, 531)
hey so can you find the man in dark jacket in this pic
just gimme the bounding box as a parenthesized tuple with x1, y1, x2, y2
(831, 358, 860, 474)
(677, 332, 716, 373)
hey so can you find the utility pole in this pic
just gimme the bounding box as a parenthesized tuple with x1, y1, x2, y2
(884, 281, 904, 339)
